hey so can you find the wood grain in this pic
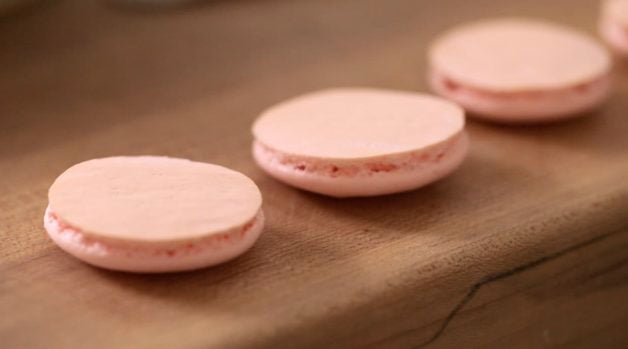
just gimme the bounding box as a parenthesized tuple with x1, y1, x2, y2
(1, 0, 627, 348)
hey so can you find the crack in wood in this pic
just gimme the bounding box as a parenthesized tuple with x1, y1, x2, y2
(413, 227, 627, 349)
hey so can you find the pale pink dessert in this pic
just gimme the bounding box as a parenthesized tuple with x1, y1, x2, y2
(600, 0, 628, 55)
(252, 88, 468, 197)
(44, 156, 264, 273)
(429, 19, 612, 122)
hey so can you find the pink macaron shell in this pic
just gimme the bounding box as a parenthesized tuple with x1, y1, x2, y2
(430, 70, 612, 122)
(44, 206, 264, 273)
(429, 19, 611, 93)
(253, 132, 468, 198)
(600, 18, 628, 55)
(48, 157, 262, 243)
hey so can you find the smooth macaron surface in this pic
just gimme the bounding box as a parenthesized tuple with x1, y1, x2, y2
(603, 0, 628, 24)
(253, 88, 465, 161)
(48, 156, 262, 243)
(429, 18, 611, 93)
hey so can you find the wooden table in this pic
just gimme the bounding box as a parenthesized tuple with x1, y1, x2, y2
(1, 0, 627, 348)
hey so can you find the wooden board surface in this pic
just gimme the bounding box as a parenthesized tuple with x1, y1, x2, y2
(1, 0, 627, 348)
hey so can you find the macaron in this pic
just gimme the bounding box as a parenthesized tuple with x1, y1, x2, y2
(44, 156, 264, 273)
(428, 18, 612, 122)
(252, 88, 468, 198)
(600, 0, 628, 56)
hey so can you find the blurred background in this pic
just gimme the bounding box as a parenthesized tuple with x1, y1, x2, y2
(0, 0, 613, 170)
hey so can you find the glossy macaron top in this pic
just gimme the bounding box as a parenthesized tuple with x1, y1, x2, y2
(429, 18, 611, 92)
(252, 88, 465, 161)
(603, 0, 628, 24)
(48, 156, 262, 243)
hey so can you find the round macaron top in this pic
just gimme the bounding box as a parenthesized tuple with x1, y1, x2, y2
(604, 0, 628, 24)
(429, 18, 611, 92)
(252, 88, 464, 160)
(48, 156, 262, 243)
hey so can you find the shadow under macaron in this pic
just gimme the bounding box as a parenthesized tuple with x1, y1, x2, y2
(292, 145, 542, 239)
(466, 98, 628, 157)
